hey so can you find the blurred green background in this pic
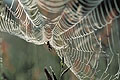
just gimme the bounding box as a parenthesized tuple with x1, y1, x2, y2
(0, 32, 77, 80)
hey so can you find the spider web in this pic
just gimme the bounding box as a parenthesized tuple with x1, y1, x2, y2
(0, 0, 120, 80)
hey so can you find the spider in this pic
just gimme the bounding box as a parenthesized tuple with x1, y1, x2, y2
(44, 57, 71, 80)
(47, 41, 52, 51)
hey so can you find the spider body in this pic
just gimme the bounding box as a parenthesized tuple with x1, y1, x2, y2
(47, 41, 52, 51)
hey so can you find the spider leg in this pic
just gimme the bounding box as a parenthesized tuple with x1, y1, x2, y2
(59, 67, 71, 80)
(60, 57, 64, 69)
(50, 66, 57, 80)
(44, 67, 53, 80)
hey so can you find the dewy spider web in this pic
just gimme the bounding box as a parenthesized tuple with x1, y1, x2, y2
(0, 0, 120, 80)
